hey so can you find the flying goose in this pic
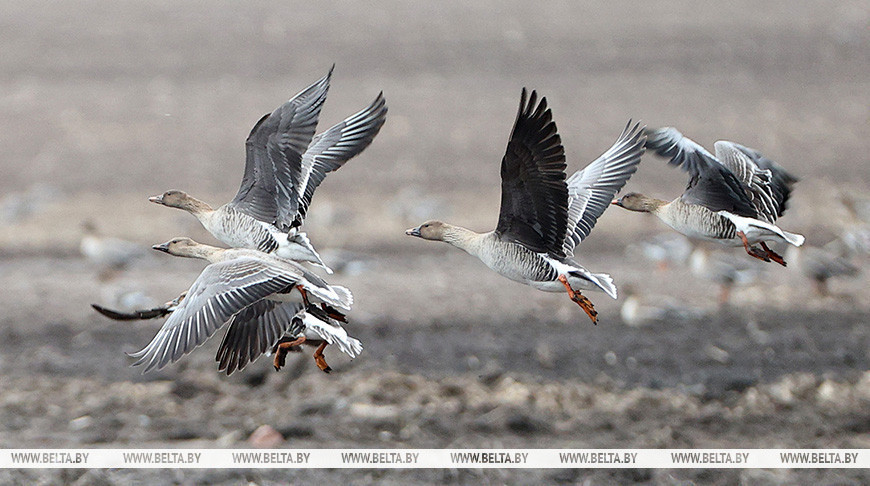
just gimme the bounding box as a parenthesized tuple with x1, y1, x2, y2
(149, 66, 387, 273)
(688, 245, 764, 305)
(785, 241, 859, 296)
(80, 221, 151, 280)
(406, 89, 645, 323)
(94, 293, 361, 374)
(128, 237, 356, 373)
(613, 127, 804, 265)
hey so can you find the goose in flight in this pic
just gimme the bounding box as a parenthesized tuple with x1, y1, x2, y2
(128, 237, 356, 373)
(406, 89, 645, 323)
(149, 66, 387, 273)
(613, 127, 803, 265)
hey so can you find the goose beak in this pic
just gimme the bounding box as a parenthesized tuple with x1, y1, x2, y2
(611, 199, 622, 207)
(148, 195, 164, 204)
(152, 242, 170, 253)
(405, 226, 422, 237)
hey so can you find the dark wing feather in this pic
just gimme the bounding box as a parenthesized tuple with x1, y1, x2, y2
(294, 92, 388, 226)
(229, 67, 332, 229)
(645, 127, 757, 218)
(215, 301, 304, 375)
(128, 258, 299, 373)
(724, 142, 798, 222)
(91, 303, 173, 321)
(494, 89, 568, 257)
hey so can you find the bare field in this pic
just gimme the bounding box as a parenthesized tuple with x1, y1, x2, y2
(1, 0, 869, 484)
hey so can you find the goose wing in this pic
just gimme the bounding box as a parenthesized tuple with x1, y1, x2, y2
(645, 127, 757, 218)
(293, 92, 388, 228)
(562, 121, 645, 257)
(229, 67, 332, 229)
(494, 88, 568, 257)
(128, 257, 300, 373)
(216, 301, 305, 375)
(714, 141, 798, 223)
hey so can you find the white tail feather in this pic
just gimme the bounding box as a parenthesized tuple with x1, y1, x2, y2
(589, 272, 618, 299)
(303, 314, 363, 358)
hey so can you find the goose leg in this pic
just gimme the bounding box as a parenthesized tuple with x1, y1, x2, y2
(718, 284, 732, 307)
(759, 242, 787, 267)
(313, 342, 332, 373)
(737, 231, 770, 262)
(557, 274, 598, 324)
(273, 336, 306, 371)
(296, 285, 310, 306)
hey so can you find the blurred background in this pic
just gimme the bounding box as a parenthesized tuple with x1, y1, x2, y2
(0, 0, 868, 483)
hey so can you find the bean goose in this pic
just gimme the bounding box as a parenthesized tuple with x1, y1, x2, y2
(149, 66, 387, 273)
(128, 237, 357, 373)
(613, 127, 804, 265)
(406, 89, 645, 323)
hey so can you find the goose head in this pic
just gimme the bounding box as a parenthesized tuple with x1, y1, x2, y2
(405, 220, 449, 241)
(149, 190, 211, 213)
(152, 237, 211, 259)
(612, 193, 664, 213)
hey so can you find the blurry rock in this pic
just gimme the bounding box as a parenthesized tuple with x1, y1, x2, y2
(70, 469, 113, 486)
(505, 413, 552, 435)
(349, 403, 401, 422)
(171, 380, 199, 400)
(248, 424, 284, 448)
(277, 424, 314, 439)
(478, 362, 503, 387)
(69, 415, 93, 431)
(215, 430, 243, 447)
(604, 351, 618, 366)
(704, 344, 730, 364)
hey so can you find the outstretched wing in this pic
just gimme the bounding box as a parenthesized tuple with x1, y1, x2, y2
(215, 301, 305, 375)
(128, 258, 300, 373)
(645, 127, 757, 218)
(562, 121, 646, 257)
(494, 88, 568, 257)
(293, 92, 388, 227)
(714, 141, 797, 223)
(229, 67, 332, 229)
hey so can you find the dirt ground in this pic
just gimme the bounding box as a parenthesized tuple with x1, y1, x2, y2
(0, 0, 869, 484)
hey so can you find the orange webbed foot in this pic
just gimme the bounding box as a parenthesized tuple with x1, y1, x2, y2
(760, 242, 787, 267)
(313, 342, 331, 373)
(558, 274, 599, 324)
(273, 336, 306, 371)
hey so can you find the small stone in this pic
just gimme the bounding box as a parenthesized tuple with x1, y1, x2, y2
(248, 424, 284, 448)
(69, 415, 93, 431)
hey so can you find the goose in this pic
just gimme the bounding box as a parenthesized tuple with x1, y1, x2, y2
(785, 241, 859, 296)
(128, 237, 355, 373)
(688, 245, 763, 305)
(628, 232, 693, 271)
(405, 89, 645, 323)
(94, 291, 361, 374)
(613, 127, 804, 266)
(80, 220, 151, 280)
(149, 66, 387, 273)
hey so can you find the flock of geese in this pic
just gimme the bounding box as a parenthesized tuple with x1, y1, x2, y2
(90, 65, 861, 376)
